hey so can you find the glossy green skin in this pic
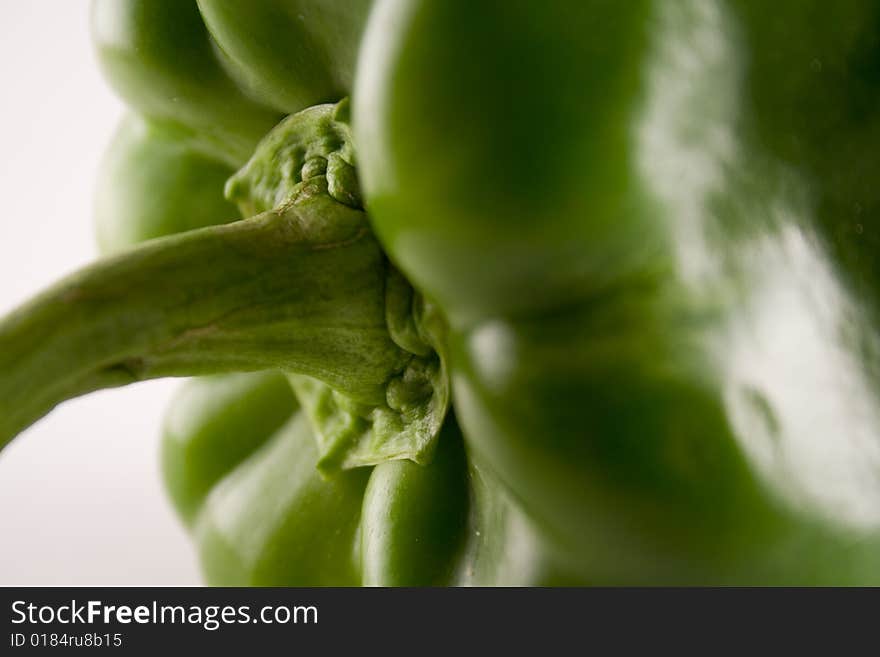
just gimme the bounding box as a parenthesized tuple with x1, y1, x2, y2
(162, 375, 580, 585)
(355, 0, 880, 583)
(455, 456, 586, 587)
(196, 0, 374, 114)
(731, 0, 880, 306)
(355, 0, 653, 324)
(192, 394, 370, 586)
(95, 115, 239, 255)
(163, 373, 366, 585)
(361, 418, 469, 586)
(161, 372, 298, 526)
(91, 0, 281, 165)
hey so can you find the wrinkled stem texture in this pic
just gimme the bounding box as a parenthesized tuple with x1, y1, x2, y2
(0, 195, 408, 450)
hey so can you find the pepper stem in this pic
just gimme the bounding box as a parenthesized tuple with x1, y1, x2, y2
(0, 100, 449, 470)
(0, 187, 406, 450)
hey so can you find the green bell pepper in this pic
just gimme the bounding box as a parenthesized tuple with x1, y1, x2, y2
(1, 0, 879, 585)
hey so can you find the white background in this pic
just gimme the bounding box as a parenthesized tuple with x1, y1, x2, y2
(0, 2, 201, 584)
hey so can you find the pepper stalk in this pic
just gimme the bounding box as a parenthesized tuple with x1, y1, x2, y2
(0, 101, 449, 471)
